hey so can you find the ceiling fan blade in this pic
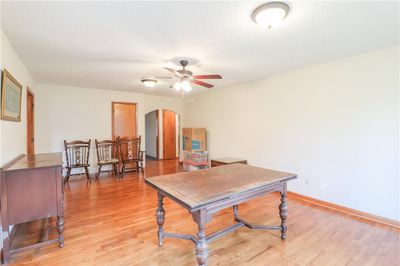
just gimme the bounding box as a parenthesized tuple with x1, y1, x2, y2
(164, 67, 183, 78)
(141, 76, 172, 79)
(193, 74, 222, 79)
(192, 79, 214, 88)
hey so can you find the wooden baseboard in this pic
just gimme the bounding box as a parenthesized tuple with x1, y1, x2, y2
(287, 191, 400, 229)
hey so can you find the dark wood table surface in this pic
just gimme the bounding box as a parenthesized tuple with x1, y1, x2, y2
(145, 163, 297, 266)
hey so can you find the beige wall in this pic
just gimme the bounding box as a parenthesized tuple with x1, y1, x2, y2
(184, 46, 399, 221)
(34, 84, 184, 172)
(0, 30, 36, 165)
(144, 94, 184, 116)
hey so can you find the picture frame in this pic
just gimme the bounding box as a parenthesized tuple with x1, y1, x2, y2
(1, 69, 23, 122)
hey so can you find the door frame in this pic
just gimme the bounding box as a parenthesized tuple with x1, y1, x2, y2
(111, 102, 138, 140)
(26, 87, 35, 155)
(156, 110, 160, 159)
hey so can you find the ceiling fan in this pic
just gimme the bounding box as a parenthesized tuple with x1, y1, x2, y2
(164, 60, 222, 92)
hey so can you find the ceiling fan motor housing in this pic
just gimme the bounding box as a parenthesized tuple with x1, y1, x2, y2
(180, 60, 189, 67)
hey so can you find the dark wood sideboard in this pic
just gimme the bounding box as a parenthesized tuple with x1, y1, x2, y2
(0, 153, 64, 264)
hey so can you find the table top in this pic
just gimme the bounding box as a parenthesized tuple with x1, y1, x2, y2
(2, 153, 63, 172)
(211, 158, 247, 164)
(145, 164, 296, 210)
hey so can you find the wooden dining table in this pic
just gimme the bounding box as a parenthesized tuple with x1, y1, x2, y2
(145, 163, 297, 266)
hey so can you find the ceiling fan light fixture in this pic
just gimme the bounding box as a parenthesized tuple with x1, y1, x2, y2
(252, 2, 290, 28)
(141, 79, 157, 87)
(173, 82, 182, 91)
(181, 80, 192, 92)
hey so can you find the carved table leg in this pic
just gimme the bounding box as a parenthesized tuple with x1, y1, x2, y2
(156, 192, 165, 247)
(193, 209, 209, 266)
(57, 215, 65, 247)
(279, 189, 288, 240)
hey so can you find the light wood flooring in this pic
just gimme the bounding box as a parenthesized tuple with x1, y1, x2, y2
(10, 158, 400, 265)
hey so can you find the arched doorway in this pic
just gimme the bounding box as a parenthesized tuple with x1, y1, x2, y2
(145, 109, 180, 160)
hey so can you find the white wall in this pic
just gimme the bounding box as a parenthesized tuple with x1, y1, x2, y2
(0, 30, 35, 165)
(144, 94, 184, 115)
(34, 85, 184, 171)
(145, 111, 157, 158)
(184, 46, 399, 221)
(34, 84, 145, 173)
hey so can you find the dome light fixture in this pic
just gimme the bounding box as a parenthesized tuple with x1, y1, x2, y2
(141, 79, 157, 87)
(251, 2, 290, 29)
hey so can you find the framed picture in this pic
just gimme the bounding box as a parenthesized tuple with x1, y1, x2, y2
(1, 69, 22, 122)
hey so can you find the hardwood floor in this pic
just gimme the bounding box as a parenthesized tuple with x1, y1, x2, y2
(10, 158, 400, 265)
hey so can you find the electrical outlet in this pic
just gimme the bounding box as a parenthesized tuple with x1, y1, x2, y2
(305, 179, 309, 185)
(321, 183, 329, 189)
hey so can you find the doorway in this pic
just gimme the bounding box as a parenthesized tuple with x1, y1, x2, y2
(112, 102, 137, 140)
(163, 110, 177, 160)
(145, 109, 180, 160)
(26, 88, 34, 155)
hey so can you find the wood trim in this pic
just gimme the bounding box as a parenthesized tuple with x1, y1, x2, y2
(156, 110, 159, 159)
(287, 191, 400, 229)
(26, 87, 35, 154)
(111, 102, 138, 140)
(26, 87, 35, 96)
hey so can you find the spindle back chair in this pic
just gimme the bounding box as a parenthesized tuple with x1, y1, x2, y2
(95, 139, 120, 179)
(117, 136, 144, 175)
(64, 140, 91, 183)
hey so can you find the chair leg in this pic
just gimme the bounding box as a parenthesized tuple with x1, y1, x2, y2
(96, 165, 102, 180)
(140, 161, 144, 175)
(122, 163, 126, 177)
(114, 163, 119, 177)
(84, 167, 91, 183)
(65, 168, 71, 183)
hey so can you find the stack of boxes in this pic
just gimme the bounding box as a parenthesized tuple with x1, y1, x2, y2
(182, 128, 208, 171)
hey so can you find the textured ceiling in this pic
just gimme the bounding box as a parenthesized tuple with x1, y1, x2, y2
(1, 1, 399, 97)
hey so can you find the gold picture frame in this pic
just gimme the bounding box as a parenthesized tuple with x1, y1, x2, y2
(1, 69, 23, 122)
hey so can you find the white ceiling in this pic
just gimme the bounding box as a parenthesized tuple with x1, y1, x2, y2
(1, 1, 399, 97)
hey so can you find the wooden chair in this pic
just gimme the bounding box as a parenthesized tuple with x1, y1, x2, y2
(64, 140, 91, 183)
(117, 136, 145, 176)
(95, 139, 120, 179)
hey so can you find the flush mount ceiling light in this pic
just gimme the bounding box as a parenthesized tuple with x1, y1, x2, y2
(251, 2, 290, 28)
(141, 79, 157, 87)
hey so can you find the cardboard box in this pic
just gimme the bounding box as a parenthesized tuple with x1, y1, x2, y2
(183, 151, 208, 165)
(183, 128, 207, 151)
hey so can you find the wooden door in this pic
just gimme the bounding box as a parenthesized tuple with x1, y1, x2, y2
(163, 110, 176, 159)
(112, 102, 137, 140)
(27, 88, 35, 154)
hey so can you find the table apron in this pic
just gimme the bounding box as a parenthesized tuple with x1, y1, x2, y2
(191, 181, 286, 215)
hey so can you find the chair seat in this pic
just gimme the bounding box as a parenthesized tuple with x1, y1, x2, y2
(99, 159, 119, 164)
(67, 164, 90, 168)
